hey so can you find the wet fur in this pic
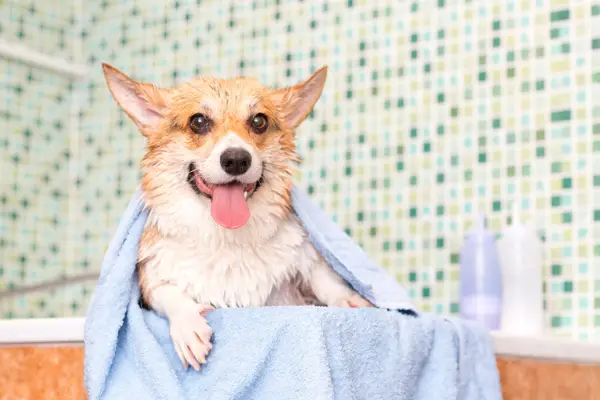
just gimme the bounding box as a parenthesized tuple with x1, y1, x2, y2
(135, 75, 316, 307)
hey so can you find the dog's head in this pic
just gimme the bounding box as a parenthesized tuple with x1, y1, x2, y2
(102, 65, 327, 230)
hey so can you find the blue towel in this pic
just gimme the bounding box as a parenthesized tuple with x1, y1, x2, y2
(84, 186, 502, 400)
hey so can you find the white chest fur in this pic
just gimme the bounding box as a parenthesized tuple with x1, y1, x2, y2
(140, 210, 321, 308)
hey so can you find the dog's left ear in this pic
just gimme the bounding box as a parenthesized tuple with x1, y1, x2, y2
(271, 66, 327, 129)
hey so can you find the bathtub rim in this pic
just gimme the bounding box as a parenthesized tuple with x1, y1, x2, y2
(0, 317, 599, 364)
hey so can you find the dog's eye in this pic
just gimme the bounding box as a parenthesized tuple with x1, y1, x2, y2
(249, 113, 269, 134)
(189, 113, 211, 134)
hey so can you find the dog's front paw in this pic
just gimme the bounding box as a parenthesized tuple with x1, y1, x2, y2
(169, 304, 214, 371)
(333, 293, 373, 308)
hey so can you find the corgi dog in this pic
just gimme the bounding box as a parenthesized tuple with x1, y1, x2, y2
(102, 64, 372, 371)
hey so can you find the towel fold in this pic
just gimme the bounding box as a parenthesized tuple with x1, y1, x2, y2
(84, 185, 501, 400)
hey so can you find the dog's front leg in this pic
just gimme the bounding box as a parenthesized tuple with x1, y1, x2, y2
(308, 259, 373, 308)
(149, 285, 213, 370)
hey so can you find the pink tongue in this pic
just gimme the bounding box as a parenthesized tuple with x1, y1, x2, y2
(211, 183, 250, 229)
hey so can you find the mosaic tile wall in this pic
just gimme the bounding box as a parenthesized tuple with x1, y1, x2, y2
(0, 0, 95, 318)
(0, 0, 599, 341)
(0, 0, 77, 61)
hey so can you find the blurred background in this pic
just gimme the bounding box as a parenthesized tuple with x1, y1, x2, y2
(0, 0, 598, 341)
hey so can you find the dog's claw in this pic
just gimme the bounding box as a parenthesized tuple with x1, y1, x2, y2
(334, 293, 373, 308)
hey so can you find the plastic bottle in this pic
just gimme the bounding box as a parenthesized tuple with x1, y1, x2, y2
(459, 214, 503, 330)
(496, 209, 544, 336)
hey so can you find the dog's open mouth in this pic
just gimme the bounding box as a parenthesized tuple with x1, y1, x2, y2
(187, 163, 261, 230)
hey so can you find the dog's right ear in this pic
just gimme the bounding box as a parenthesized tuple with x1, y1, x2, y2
(102, 64, 169, 136)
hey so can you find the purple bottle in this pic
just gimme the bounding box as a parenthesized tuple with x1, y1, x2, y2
(459, 214, 503, 330)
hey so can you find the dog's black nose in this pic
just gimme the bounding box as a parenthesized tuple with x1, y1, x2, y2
(220, 148, 252, 176)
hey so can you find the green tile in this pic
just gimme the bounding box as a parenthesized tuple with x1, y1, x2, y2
(551, 264, 562, 276)
(551, 110, 572, 122)
(550, 10, 570, 22)
(564, 281, 573, 293)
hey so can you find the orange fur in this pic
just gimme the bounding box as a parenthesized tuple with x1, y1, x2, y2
(137, 225, 160, 304)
